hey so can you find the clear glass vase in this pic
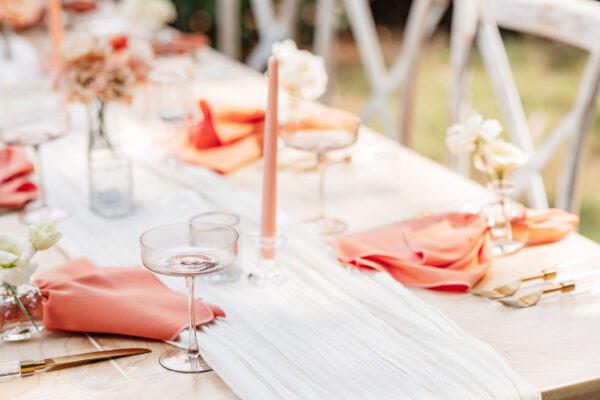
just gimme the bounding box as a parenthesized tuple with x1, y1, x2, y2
(87, 98, 134, 218)
(0, 283, 44, 341)
(481, 180, 527, 256)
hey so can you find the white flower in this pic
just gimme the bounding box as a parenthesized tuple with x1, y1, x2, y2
(29, 220, 62, 251)
(123, 0, 177, 29)
(478, 139, 528, 176)
(0, 233, 35, 270)
(272, 39, 328, 100)
(446, 111, 502, 155)
(0, 262, 38, 286)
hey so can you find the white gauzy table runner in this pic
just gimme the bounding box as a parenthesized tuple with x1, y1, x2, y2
(44, 128, 540, 400)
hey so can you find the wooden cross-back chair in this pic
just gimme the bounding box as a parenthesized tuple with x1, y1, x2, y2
(451, 0, 600, 213)
(314, 0, 448, 142)
(216, 0, 301, 70)
(217, 0, 447, 142)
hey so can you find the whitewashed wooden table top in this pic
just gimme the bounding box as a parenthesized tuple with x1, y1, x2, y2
(2, 48, 600, 399)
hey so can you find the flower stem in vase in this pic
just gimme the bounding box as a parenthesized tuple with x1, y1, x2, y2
(0, 24, 12, 59)
(2, 282, 39, 333)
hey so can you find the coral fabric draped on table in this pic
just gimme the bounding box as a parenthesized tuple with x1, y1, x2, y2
(180, 100, 264, 174)
(335, 209, 579, 291)
(336, 213, 493, 292)
(0, 146, 37, 209)
(33, 257, 225, 340)
(513, 208, 579, 245)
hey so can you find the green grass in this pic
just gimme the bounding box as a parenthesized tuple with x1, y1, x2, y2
(329, 34, 600, 241)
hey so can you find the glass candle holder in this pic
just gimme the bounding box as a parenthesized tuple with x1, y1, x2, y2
(89, 152, 133, 218)
(247, 234, 286, 286)
(190, 211, 243, 284)
(481, 180, 527, 256)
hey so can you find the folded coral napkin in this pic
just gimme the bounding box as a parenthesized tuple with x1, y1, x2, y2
(33, 258, 225, 340)
(335, 213, 493, 292)
(152, 33, 209, 55)
(513, 208, 579, 245)
(0, 146, 37, 209)
(180, 100, 264, 174)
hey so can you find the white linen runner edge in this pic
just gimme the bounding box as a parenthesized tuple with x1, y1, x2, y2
(47, 132, 540, 400)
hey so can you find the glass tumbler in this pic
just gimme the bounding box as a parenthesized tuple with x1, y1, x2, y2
(89, 153, 133, 218)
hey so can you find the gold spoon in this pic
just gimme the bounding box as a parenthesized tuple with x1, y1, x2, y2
(499, 280, 575, 308)
(470, 269, 557, 299)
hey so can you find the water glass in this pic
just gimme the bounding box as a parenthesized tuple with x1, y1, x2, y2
(190, 211, 243, 284)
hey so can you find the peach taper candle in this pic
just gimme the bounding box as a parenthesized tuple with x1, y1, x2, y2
(260, 57, 279, 259)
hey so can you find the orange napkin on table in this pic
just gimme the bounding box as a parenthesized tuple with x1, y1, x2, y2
(0, 146, 37, 209)
(335, 213, 493, 292)
(180, 100, 264, 174)
(512, 208, 579, 245)
(33, 258, 225, 341)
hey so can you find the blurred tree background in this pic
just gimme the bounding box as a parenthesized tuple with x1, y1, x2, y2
(169, 0, 600, 241)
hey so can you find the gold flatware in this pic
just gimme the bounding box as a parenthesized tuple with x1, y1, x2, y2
(470, 268, 557, 299)
(0, 348, 151, 380)
(499, 280, 575, 308)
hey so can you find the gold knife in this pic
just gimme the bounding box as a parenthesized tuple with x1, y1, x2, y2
(0, 348, 151, 380)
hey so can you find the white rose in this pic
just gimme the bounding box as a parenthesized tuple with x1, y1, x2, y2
(479, 118, 502, 142)
(123, 0, 177, 29)
(479, 139, 528, 176)
(445, 111, 502, 155)
(0, 262, 38, 286)
(29, 220, 62, 251)
(0, 233, 35, 270)
(272, 39, 328, 100)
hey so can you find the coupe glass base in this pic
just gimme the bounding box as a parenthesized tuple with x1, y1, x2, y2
(492, 240, 526, 256)
(248, 267, 285, 286)
(305, 216, 347, 237)
(20, 203, 69, 224)
(199, 265, 242, 284)
(159, 349, 212, 373)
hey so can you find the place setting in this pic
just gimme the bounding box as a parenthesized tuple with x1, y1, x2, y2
(2, 1, 600, 399)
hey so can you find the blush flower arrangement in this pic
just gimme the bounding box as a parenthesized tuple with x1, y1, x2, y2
(55, 34, 153, 104)
(55, 34, 153, 152)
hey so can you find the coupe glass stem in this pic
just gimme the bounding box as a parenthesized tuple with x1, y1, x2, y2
(32, 144, 47, 208)
(316, 152, 326, 219)
(185, 276, 199, 355)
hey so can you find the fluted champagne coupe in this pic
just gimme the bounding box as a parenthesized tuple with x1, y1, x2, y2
(140, 222, 238, 373)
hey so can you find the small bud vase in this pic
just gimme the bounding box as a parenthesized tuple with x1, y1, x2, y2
(0, 283, 44, 341)
(481, 180, 527, 256)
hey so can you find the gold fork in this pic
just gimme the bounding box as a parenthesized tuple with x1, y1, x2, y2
(470, 268, 557, 299)
(499, 280, 575, 308)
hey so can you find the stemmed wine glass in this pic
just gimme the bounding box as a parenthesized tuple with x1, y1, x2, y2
(140, 222, 238, 373)
(146, 58, 199, 208)
(0, 89, 70, 223)
(281, 104, 360, 236)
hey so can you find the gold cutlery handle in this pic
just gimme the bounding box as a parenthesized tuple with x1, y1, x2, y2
(522, 268, 557, 282)
(542, 280, 576, 295)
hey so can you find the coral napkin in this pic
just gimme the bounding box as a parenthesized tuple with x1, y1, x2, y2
(335, 213, 493, 292)
(180, 100, 264, 174)
(513, 208, 579, 245)
(0, 146, 37, 209)
(33, 258, 225, 340)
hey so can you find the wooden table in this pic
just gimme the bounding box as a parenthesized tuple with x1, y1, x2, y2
(2, 48, 600, 400)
